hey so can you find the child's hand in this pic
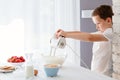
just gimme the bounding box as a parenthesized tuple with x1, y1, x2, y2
(55, 29, 65, 39)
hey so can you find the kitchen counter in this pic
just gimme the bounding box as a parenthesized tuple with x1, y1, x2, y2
(0, 60, 116, 80)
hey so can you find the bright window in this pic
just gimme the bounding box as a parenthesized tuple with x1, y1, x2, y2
(0, 19, 24, 62)
(0, 0, 80, 64)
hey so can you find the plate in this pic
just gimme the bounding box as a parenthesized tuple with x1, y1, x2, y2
(0, 69, 15, 73)
(0, 66, 16, 73)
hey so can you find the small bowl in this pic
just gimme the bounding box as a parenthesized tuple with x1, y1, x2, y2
(44, 64, 60, 77)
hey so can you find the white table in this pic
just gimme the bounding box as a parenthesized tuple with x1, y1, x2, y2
(0, 61, 116, 80)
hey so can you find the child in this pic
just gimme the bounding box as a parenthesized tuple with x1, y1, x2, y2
(55, 5, 114, 77)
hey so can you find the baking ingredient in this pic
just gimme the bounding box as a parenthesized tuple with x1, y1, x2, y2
(25, 65, 34, 78)
(34, 69, 38, 76)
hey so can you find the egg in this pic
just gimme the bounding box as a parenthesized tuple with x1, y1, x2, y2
(34, 69, 38, 76)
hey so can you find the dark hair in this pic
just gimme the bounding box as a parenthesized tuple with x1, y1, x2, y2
(92, 5, 114, 20)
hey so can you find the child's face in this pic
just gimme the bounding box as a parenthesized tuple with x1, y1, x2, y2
(92, 15, 112, 32)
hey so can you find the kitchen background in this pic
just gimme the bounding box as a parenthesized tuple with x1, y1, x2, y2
(0, 0, 116, 71)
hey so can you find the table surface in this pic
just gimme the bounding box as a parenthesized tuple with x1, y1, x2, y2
(0, 60, 116, 80)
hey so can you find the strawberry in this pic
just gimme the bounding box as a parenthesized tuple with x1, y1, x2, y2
(8, 56, 25, 63)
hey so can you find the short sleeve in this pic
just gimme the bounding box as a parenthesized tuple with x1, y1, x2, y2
(103, 28, 114, 41)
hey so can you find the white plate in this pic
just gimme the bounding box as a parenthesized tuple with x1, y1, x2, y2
(0, 66, 16, 73)
(0, 69, 15, 73)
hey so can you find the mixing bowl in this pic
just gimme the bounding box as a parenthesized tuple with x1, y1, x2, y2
(41, 55, 66, 66)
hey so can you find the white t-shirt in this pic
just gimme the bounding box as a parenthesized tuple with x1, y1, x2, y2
(91, 28, 114, 77)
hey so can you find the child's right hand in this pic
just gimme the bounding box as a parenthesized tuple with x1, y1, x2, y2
(55, 29, 65, 39)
